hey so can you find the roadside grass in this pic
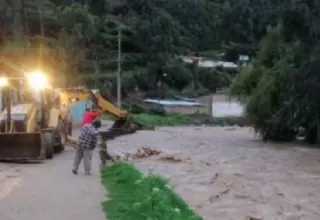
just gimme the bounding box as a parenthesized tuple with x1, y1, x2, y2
(101, 162, 202, 220)
(133, 113, 204, 126)
(103, 112, 247, 127)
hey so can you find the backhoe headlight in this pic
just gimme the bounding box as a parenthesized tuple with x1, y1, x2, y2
(0, 77, 8, 87)
(27, 71, 48, 89)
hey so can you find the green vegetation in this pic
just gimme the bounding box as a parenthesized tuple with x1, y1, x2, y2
(229, 10, 320, 142)
(0, 0, 233, 96)
(133, 113, 224, 126)
(214, 0, 320, 143)
(101, 162, 202, 220)
(3, 0, 320, 143)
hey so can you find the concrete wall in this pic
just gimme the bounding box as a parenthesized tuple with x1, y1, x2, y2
(211, 94, 244, 118)
(161, 95, 213, 115)
(163, 104, 209, 115)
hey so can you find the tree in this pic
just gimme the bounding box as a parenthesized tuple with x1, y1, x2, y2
(229, 0, 320, 142)
(0, 0, 236, 96)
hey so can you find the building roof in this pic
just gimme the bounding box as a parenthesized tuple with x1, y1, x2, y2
(180, 56, 238, 69)
(144, 99, 203, 106)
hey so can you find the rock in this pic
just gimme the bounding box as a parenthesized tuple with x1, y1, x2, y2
(246, 214, 263, 220)
(159, 155, 183, 163)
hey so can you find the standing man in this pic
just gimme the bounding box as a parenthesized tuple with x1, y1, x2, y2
(72, 119, 102, 175)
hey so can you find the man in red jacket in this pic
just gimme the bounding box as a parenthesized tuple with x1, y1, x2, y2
(82, 108, 99, 125)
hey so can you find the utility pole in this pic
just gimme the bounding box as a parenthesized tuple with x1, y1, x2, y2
(192, 56, 199, 93)
(117, 26, 122, 107)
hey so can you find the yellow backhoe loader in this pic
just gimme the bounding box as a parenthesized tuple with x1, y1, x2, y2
(57, 87, 143, 141)
(0, 72, 65, 162)
(0, 73, 144, 162)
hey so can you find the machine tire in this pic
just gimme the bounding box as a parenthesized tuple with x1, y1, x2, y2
(43, 132, 54, 159)
(54, 119, 66, 153)
(54, 132, 65, 153)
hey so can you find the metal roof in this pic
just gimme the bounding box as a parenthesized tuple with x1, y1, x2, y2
(180, 56, 238, 69)
(144, 99, 203, 106)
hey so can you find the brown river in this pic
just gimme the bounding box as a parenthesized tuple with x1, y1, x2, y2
(109, 126, 320, 220)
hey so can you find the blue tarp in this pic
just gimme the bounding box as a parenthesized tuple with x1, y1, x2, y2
(70, 99, 93, 123)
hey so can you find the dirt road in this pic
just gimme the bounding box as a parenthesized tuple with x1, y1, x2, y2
(0, 147, 105, 220)
(108, 126, 320, 220)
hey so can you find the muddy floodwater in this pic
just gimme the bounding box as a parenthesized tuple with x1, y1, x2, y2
(109, 126, 320, 220)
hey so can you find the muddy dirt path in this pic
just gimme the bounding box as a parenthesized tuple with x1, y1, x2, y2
(0, 148, 105, 220)
(108, 126, 320, 220)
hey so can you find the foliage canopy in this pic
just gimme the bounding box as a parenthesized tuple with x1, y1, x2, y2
(3, 0, 320, 141)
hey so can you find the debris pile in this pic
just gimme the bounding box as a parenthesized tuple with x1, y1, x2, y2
(132, 147, 161, 159)
(159, 155, 183, 163)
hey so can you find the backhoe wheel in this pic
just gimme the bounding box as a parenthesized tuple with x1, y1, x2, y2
(43, 132, 54, 159)
(53, 130, 65, 153)
(54, 119, 66, 153)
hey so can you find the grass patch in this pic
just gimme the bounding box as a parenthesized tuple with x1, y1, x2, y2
(101, 162, 202, 220)
(132, 113, 213, 126)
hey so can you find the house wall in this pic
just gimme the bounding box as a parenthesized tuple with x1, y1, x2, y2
(211, 94, 244, 117)
(161, 94, 213, 115)
(163, 105, 209, 115)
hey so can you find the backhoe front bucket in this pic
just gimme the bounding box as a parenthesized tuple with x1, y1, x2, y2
(0, 132, 44, 162)
(111, 117, 140, 132)
(100, 116, 143, 140)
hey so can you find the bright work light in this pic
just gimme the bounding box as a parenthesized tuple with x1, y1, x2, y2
(27, 71, 48, 89)
(0, 77, 8, 87)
